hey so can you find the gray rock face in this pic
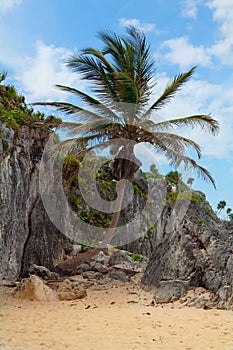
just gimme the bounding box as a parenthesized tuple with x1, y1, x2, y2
(108, 250, 134, 266)
(0, 122, 72, 283)
(141, 200, 233, 309)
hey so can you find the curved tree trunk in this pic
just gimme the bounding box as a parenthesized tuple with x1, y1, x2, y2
(55, 144, 141, 274)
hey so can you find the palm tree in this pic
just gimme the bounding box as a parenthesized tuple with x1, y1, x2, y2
(0, 70, 7, 84)
(187, 177, 195, 188)
(226, 208, 232, 215)
(33, 27, 219, 270)
(217, 200, 227, 214)
(226, 207, 232, 221)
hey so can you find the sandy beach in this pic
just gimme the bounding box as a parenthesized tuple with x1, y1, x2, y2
(0, 279, 233, 350)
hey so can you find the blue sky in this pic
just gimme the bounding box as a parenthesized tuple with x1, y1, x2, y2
(0, 0, 233, 215)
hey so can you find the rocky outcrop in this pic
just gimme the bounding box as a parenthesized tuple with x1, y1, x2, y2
(0, 122, 72, 284)
(1, 121, 233, 310)
(141, 199, 233, 310)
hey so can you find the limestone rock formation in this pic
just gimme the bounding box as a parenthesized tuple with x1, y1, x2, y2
(0, 122, 72, 284)
(141, 199, 233, 310)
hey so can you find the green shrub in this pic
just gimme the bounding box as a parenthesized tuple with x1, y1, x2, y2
(147, 224, 155, 239)
(166, 170, 182, 185)
(130, 252, 144, 262)
(166, 191, 205, 204)
(197, 219, 206, 227)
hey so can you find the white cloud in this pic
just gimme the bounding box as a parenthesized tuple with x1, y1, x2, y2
(206, 0, 233, 63)
(161, 36, 212, 69)
(13, 41, 86, 104)
(163, 2, 233, 67)
(181, 0, 201, 19)
(207, 0, 233, 39)
(119, 18, 155, 32)
(0, 0, 22, 13)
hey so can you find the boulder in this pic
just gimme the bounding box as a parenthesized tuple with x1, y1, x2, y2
(108, 268, 129, 283)
(13, 275, 57, 301)
(82, 271, 103, 280)
(108, 250, 133, 266)
(93, 262, 109, 274)
(90, 251, 110, 266)
(112, 262, 145, 277)
(57, 279, 87, 301)
(153, 280, 189, 303)
(74, 262, 91, 275)
(27, 264, 60, 280)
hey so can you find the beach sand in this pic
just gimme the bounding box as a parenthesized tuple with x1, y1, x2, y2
(0, 279, 232, 350)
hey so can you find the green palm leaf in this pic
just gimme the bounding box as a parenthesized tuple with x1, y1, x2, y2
(142, 66, 197, 119)
(139, 114, 219, 135)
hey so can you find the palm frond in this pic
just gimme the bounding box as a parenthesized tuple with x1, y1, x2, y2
(138, 129, 202, 158)
(125, 26, 155, 84)
(31, 101, 104, 124)
(55, 85, 121, 122)
(142, 66, 197, 118)
(145, 142, 216, 188)
(150, 114, 219, 135)
(139, 114, 219, 136)
(67, 54, 102, 80)
(98, 30, 128, 71)
(83, 48, 115, 73)
(63, 118, 118, 137)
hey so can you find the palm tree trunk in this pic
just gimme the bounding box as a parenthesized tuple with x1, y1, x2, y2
(100, 178, 127, 247)
(100, 143, 141, 246)
(55, 144, 140, 275)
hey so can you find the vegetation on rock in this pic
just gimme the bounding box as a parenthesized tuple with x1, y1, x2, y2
(0, 71, 62, 130)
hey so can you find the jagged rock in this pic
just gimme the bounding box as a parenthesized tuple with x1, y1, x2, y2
(180, 287, 220, 309)
(141, 200, 233, 310)
(93, 262, 109, 274)
(82, 271, 103, 280)
(90, 251, 110, 266)
(13, 275, 57, 301)
(153, 280, 189, 303)
(74, 262, 91, 275)
(49, 271, 60, 280)
(27, 264, 59, 280)
(71, 244, 82, 256)
(108, 250, 133, 266)
(108, 268, 129, 282)
(28, 264, 52, 279)
(113, 262, 145, 276)
(57, 279, 87, 300)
